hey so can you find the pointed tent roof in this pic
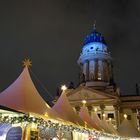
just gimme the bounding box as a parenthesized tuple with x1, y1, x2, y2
(0, 105, 23, 113)
(92, 112, 117, 134)
(108, 121, 118, 134)
(79, 106, 103, 131)
(118, 119, 140, 137)
(92, 112, 102, 125)
(0, 66, 62, 119)
(52, 91, 84, 126)
(91, 112, 107, 131)
(101, 119, 118, 134)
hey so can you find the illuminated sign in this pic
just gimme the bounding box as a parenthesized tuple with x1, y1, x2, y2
(6, 127, 22, 140)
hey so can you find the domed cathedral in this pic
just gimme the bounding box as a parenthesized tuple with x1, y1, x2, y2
(55, 25, 140, 130)
(65, 25, 121, 128)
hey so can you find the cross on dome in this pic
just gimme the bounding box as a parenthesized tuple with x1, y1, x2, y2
(93, 20, 96, 30)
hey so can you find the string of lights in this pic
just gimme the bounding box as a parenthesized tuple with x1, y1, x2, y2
(0, 114, 136, 140)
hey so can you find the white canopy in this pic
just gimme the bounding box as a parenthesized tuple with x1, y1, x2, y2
(52, 91, 84, 126)
(91, 112, 117, 134)
(92, 112, 103, 126)
(101, 119, 118, 134)
(118, 119, 140, 137)
(79, 106, 102, 130)
(0, 66, 62, 120)
(108, 121, 118, 134)
(92, 112, 108, 132)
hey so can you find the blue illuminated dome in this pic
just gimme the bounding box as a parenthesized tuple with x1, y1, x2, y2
(84, 29, 107, 45)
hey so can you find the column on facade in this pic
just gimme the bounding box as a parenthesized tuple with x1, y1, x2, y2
(108, 61, 114, 84)
(89, 60, 96, 81)
(87, 105, 93, 117)
(136, 109, 140, 131)
(83, 60, 89, 81)
(100, 104, 105, 120)
(98, 60, 104, 81)
(94, 60, 98, 80)
(75, 106, 80, 114)
(103, 61, 109, 82)
(113, 105, 120, 128)
(132, 109, 139, 129)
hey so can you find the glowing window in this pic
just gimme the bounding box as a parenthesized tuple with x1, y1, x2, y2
(98, 114, 101, 118)
(97, 73, 102, 80)
(108, 113, 114, 119)
(127, 115, 131, 120)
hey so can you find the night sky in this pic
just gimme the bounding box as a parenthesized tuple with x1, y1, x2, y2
(0, 0, 140, 103)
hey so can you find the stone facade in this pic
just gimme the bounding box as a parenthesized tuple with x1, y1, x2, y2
(65, 87, 140, 130)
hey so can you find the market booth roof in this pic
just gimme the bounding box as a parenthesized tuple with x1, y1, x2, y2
(79, 105, 102, 131)
(117, 119, 140, 137)
(52, 91, 85, 126)
(108, 120, 118, 135)
(90, 112, 117, 134)
(0, 66, 62, 120)
(101, 119, 118, 134)
(0, 105, 23, 113)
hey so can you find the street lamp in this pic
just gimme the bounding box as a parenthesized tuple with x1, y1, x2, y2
(82, 100, 87, 105)
(61, 85, 67, 91)
(124, 114, 127, 119)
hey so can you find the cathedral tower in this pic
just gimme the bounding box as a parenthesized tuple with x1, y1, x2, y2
(78, 26, 115, 90)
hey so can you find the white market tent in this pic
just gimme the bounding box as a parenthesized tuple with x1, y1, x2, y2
(91, 112, 107, 132)
(117, 119, 140, 137)
(92, 112, 103, 127)
(0, 66, 62, 120)
(52, 91, 85, 126)
(91, 112, 117, 134)
(101, 119, 118, 134)
(108, 120, 118, 134)
(79, 106, 103, 131)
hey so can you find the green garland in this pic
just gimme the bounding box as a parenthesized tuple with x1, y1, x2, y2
(0, 115, 121, 139)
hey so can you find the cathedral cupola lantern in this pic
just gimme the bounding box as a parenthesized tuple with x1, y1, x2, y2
(78, 24, 114, 89)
